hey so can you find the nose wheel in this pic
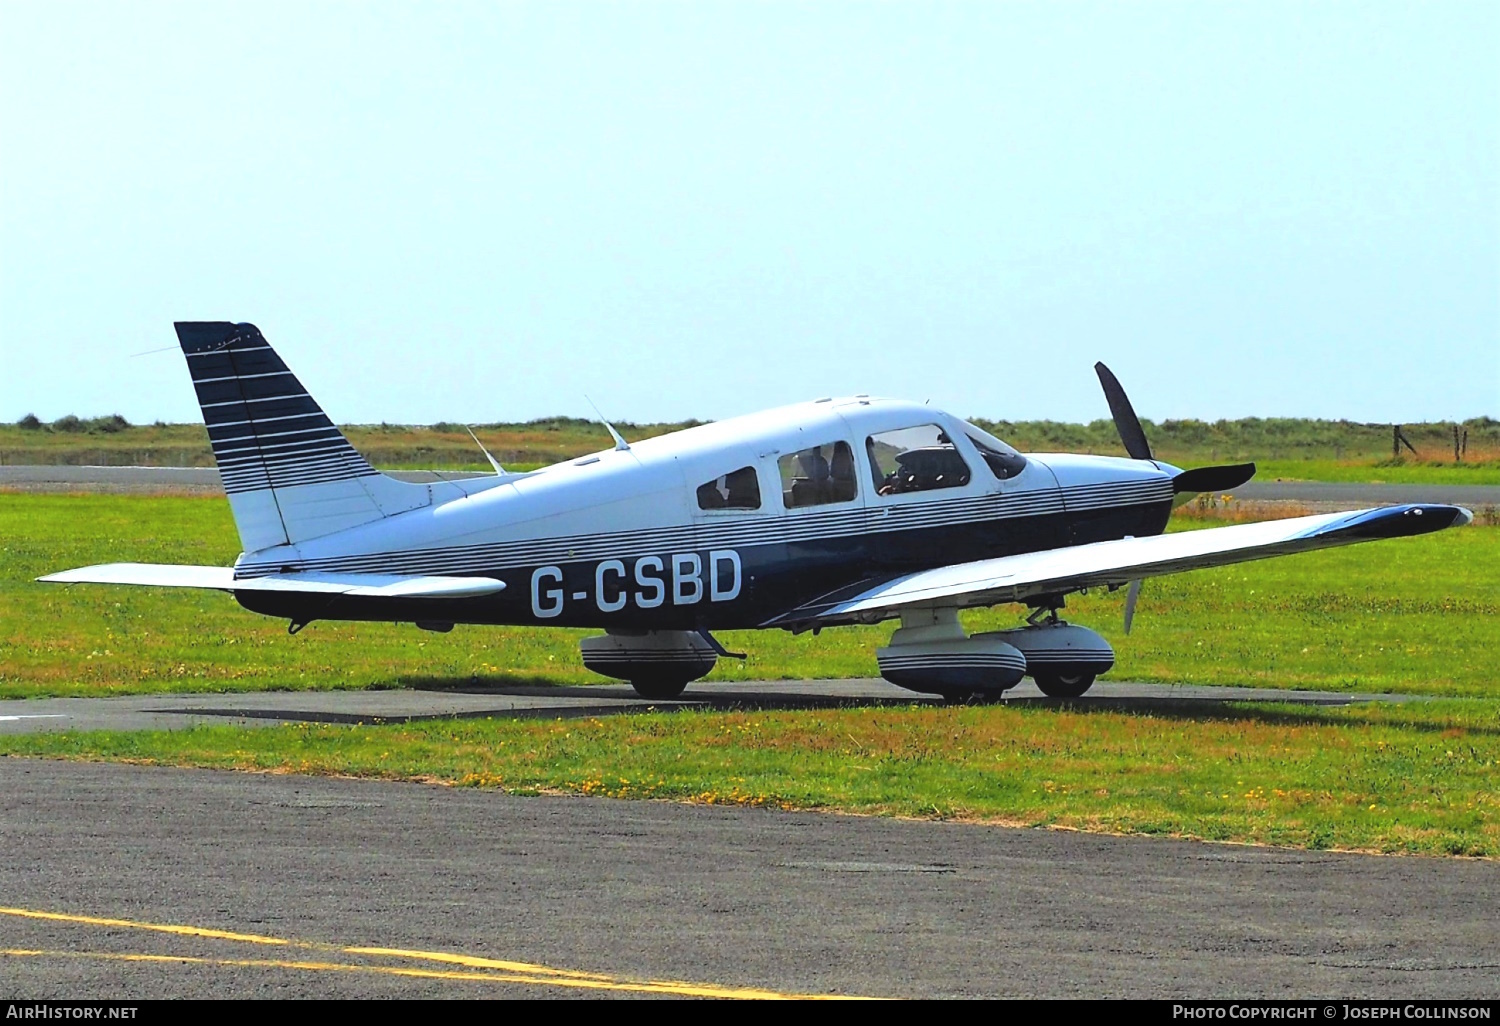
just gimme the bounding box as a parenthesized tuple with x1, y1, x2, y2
(629, 678, 690, 700)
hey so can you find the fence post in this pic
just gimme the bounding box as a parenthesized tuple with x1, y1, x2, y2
(1393, 424, 1400, 459)
(1455, 424, 1462, 463)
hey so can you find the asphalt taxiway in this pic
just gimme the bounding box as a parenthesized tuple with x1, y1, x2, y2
(0, 678, 1430, 735)
(1, 758, 1496, 999)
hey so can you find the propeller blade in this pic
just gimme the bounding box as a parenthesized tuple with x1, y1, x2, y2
(1172, 462, 1256, 495)
(1094, 362, 1153, 461)
(1123, 578, 1143, 635)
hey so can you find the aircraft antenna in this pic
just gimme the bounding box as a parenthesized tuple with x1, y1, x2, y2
(464, 426, 506, 476)
(584, 395, 631, 452)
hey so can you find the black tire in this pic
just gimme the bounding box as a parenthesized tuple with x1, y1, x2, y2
(1032, 672, 1096, 699)
(630, 678, 689, 700)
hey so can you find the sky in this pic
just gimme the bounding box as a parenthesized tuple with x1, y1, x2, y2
(1, 1, 1496, 427)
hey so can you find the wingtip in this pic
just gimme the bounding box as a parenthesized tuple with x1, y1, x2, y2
(1314, 504, 1473, 540)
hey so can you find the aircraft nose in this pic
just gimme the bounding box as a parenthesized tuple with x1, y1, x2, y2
(1027, 452, 1177, 488)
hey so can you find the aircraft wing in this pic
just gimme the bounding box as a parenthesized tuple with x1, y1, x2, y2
(772, 504, 1471, 627)
(37, 563, 506, 599)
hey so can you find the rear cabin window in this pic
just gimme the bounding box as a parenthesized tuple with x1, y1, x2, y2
(778, 442, 858, 508)
(696, 466, 762, 510)
(867, 424, 971, 496)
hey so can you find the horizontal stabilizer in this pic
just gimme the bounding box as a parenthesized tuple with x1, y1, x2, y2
(38, 563, 506, 599)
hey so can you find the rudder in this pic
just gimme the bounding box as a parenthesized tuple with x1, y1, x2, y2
(176, 322, 430, 552)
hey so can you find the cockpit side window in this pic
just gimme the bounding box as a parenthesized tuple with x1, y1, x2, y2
(696, 466, 762, 510)
(866, 424, 971, 496)
(778, 441, 858, 508)
(963, 426, 1028, 481)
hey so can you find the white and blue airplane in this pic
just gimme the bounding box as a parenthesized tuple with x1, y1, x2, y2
(41, 322, 1472, 700)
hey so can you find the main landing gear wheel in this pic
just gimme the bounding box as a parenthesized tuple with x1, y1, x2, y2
(1032, 673, 1096, 699)
(629, 678, 690, 700)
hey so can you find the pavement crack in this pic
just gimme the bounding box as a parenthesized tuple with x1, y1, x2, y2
(778, 860, 957, 874)
(1319, 960, 1500, 972)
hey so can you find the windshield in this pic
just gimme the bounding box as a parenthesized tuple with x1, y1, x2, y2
(961, 421, 1028, 480)
(866, 424, 971, 495)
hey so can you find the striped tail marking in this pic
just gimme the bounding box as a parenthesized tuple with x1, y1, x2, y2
(175, 322, 377, 496)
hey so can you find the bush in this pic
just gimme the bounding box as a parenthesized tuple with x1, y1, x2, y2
(46, 414, 132, 434)
(16, 413, 42, 431)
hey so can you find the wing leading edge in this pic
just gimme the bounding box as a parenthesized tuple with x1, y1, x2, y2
(771, 503, 1472, 627)
(38, 563, 506, 599)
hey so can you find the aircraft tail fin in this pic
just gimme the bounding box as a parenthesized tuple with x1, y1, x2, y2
(175, 322, 432, 552)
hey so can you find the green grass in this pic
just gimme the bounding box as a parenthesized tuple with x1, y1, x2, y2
(1255, 459, 1500, 486)
(2, 492, 1497, 699)
(4, 697, 1497, 857)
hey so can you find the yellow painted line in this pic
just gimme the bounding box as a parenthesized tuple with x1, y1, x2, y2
(0, 906, 595, 979)
(0, 907, 861, 1000)
(0, 906, 290, 946)
(0, 949, 825, 999)
(344, 945, 614, 980)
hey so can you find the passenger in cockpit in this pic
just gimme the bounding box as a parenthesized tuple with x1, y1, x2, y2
(792, 446, 831, 505)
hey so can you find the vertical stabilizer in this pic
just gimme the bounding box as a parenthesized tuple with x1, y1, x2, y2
(175, 322, 430, 552)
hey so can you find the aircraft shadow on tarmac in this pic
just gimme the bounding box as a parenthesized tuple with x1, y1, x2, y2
(329, 674, 1475, 735)
(145, 674, 1466, 732)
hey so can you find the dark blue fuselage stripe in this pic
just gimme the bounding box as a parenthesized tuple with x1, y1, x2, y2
(231, 499, 1174, 631)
